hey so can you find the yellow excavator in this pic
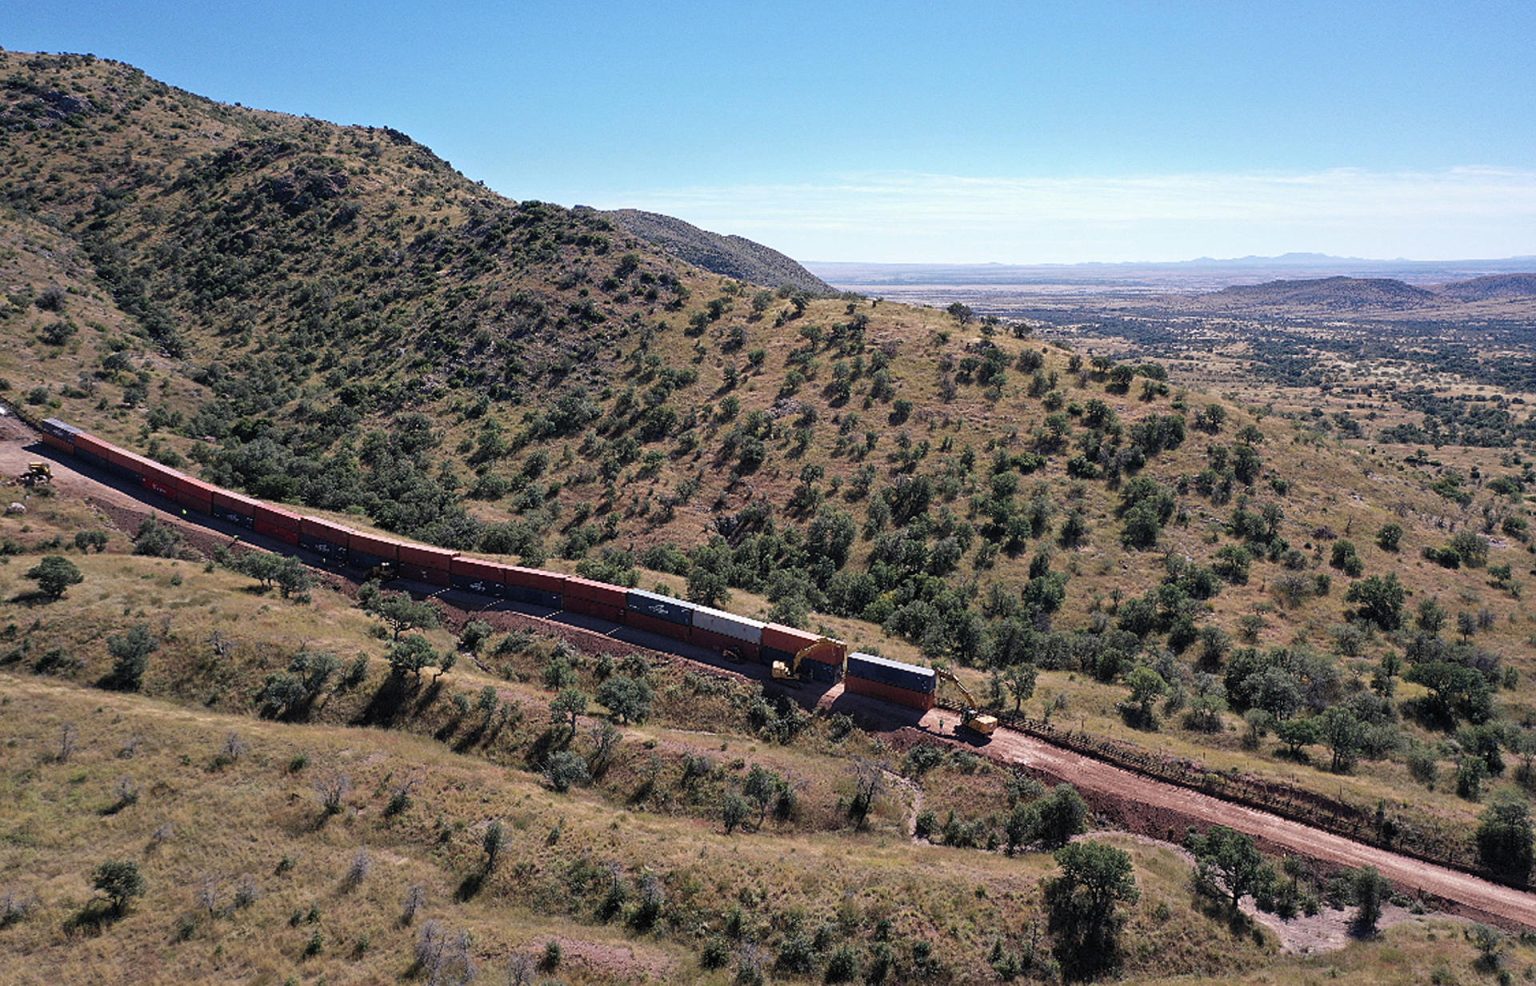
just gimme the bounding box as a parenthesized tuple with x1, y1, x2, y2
(21, 462, 52, 486)
(771, 639, 843, 682)
(935, 667, 999, 737)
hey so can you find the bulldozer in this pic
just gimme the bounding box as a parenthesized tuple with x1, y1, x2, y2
(771, 639, 843, 682)
(935, 667, 999, 738)
(20, 461, 52, 486)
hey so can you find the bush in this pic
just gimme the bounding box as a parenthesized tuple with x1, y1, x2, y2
(1477, 796, 1534, 882)
(544, 750, 590, 792)
(105, 624, 157, 691)
(91, 860, 145, 914)
(131, 516, 183, 558)
(25, 555, 83, 599)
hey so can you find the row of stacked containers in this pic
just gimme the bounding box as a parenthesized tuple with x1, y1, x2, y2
(32, 418, 939, 711)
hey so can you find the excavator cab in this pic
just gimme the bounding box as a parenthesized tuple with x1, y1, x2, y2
(22, 462, 52, 486)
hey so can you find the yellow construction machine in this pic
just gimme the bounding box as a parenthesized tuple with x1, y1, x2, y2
(935, 667, 999, 737)
(21, 461, 52, 486)
(771, 639, 843, 682)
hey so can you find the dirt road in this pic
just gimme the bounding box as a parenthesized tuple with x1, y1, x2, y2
(7, 419, 1536, 929)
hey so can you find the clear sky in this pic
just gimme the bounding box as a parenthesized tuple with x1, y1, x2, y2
(5, 0, 1535, 263)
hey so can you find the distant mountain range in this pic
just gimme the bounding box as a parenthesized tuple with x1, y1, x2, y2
(595, 208, 834, 294)
(1201, 273, 1536, 311)
(811, 254, 1536, 293)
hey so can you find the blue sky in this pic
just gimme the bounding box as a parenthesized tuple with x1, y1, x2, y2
(5, 0, 1535, 262)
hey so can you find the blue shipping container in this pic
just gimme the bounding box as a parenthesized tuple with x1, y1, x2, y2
(847, 652, 937, 694)
(626, 588, 694, 626)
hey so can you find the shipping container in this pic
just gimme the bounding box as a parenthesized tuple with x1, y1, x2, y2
(564, 576, 629, 608)
(253, 518, 301, 546)
(690, 624, 760, 661)
(505, 566, 566, 594)
(693, 605, 766, 644)
(346, 531, 402, 570)
(40, 418, 80, 441)
(254, 502, 302, 532)
(626, 609, 693, 642)
(563, 596, 626, 623)
(800, 658, 842, 684)
(398, 542, 457, 570)
(844, 674, 936, 711)
(448, 556, 506, 597)
(73, 432, 115, 469)
(299, 516, 352, 562)
(762, 622, 821, 656)
(39, 432, 73, 454)
(846, 652, 937, 694)
(504, 584, 562, 608)
(762, 645, 794, 668)
(398, 564, 451, 588)
(626, 588, 694, 626)
(173, 475, 216, 514)
(211, 489, 260, 528)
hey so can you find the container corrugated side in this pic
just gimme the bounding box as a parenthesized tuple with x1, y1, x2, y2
(693, 606, 765, 644)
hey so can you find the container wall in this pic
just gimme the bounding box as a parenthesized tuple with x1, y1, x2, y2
(693, 606, 766, 644)
(346, 532, 401, 570)
(504, 584, 561, 608)
(762, 623, 821, 655)
(450, 573, 505, 597)
(298, 532, 349, 562)
(39, 432, 74, 454)
(690, 625, 758, 661)
(253, 503, 302, 532)
(626, 610, 692, 642)
(253, 518, 301, 546)
(626, 589, 694, 626)
(844, 674, 936, 711)
(211, 489, 260, 527)
(505, 566, 566, 594)
(564, 576, 629, 608)
(398, 542, 457, 570)
(846, 652, 937, 694)
(564, 596, 626, 623)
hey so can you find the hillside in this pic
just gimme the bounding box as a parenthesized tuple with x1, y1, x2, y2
(1200, 276, 1437, 309)
(1438, 273, 1536, 302)
(599, 208, 834, 294)
(6, 48, 1536, 977)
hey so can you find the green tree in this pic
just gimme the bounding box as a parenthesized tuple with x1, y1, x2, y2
(91, 860, 145, 915)
(1352, 866, 1390, 934)
(722, 793, 751, 835)
(131, 515, 182, 558)
(1376, 522, 1404, 552)
(1003, 663, 1038, 711)
(1122, 666, 1167, 727)
(1316, 705, 1364, 773)
(1345, 574, 1405, 631)
(362, 588, 440, 639)
(1476, 795, 1534, 882)
(385, 634, 438, 682)
(1189, 826, 1269, 910)
(25, 555, 83, 599)
(1044, 841, 1139, 981)
(595, 675, 653, 725)
(544, 750, 590, 792)
(550, 688, 588, 732)
(106, 623, 157, 691)
(1275, 717, 1318, 759)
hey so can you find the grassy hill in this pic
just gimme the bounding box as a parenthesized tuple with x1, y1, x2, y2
(5, 46, 1536, 934)
(599, 208, 834, 295)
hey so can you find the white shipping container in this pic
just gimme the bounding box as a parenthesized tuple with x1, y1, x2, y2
(692, 605, 766, 644)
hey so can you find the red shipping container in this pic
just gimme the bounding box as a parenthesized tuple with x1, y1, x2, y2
(301, 515, 354, 543)
(505, 566, 566, 594)
(691, 625, 760, 662)
(398, 542, 457, 570)
(449, 556, 505, 581)
(212, 488, 261, 518)
(74, 432, 115, 460)
(174, 475, 216, 513)
(40, 432, 73, 454)
(564, 576, 629, 607)
(103, 444, 137, 473)
(254, 518, 301, 545)
(625, 610, 692, 643)
(413, 566, 451, 587)
(564, 596, 626, 623)
(347, 531, 402, 563)
(844, 674, 936, 711)
(254, 502, 302, 532)
(763, 622, 821, 655)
